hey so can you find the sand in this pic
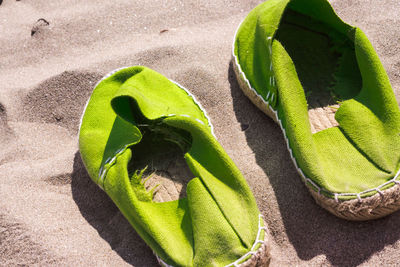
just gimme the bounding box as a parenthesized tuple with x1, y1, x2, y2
(0, 0, 399, 266)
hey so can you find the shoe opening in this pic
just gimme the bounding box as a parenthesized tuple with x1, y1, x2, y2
(275, 8, 362, 133)
(126, 98, 195, 203)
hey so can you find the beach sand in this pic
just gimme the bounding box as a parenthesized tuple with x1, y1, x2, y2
(1, 0, 400, 266)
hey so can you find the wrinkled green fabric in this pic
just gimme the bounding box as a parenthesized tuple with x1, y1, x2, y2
(79, 66, 262, 266)
(234, 0, 400, 200)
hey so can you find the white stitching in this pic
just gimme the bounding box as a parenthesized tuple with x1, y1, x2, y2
(225, 214, 267, 267)
(156, 256, 174, 267)
(376, 188, 384, 196)
(266, 91, 271, 100)
(195, 118, 205, 125)
(170, 80, 215, 137)
(104, 157, 112, 164)
(97, 144, 130, 189)
(164, 114, 209, 128)
(334, 193, 339, 203)
(232, 20, 276, 110)
(232, 19, 400, 202)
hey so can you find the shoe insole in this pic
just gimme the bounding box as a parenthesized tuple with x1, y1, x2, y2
(275, 9, 362, 133)
(129, 122, 194, 202)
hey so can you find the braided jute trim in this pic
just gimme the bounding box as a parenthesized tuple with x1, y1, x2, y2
(232, 21, 400, 220)
(156, 214, 271, 267)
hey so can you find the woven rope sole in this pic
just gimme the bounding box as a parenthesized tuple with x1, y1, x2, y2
(237, 230, 271, 267)
(232, 63, 278, 124)
(307, 104, 339, 134)
(232, 57, 400, 221)
(309, 183, 400, 221)
(137, 156, 192, 202)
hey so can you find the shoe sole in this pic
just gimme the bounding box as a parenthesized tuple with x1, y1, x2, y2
(232, 51, 400, 221)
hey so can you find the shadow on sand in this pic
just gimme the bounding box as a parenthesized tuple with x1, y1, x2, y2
(71, 151, 158, 266)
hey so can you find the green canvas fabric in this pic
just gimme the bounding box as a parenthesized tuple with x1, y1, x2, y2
(234, 0, 400, 200)
(79, 66, 263, 266)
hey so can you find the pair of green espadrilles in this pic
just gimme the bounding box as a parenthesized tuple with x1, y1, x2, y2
(79, 0, 400, 266)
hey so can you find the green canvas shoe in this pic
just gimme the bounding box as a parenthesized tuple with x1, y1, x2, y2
(233, 0, 400, 220)
(78, 66, 270, 266)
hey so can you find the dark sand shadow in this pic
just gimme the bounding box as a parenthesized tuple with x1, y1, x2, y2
(228, 62, 400, 267)
(71, 151, 158, 266)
